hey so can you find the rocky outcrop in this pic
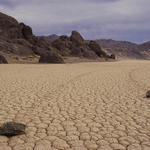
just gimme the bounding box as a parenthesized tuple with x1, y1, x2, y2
(39, 51, 64, 63)
(51, 31, 111, 60)
(0, 55, 8, 64)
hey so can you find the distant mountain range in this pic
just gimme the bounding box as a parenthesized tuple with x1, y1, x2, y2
(96, 39, 150, 59)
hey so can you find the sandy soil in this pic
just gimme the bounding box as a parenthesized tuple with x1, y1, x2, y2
(0, 60, 150, 150)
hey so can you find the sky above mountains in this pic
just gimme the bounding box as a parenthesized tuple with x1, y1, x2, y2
(0, 0, 150, 43)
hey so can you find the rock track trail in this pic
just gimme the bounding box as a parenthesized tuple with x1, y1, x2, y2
(0, 60, 150, 150)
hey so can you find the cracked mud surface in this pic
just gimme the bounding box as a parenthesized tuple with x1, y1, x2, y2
(0, 60, 150, 150)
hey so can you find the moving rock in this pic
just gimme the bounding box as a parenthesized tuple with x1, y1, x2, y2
(0, 122, 26, 137)
(146, 90, 150, 98)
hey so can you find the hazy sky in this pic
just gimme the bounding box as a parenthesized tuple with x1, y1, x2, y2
(0, 0, 150, 43)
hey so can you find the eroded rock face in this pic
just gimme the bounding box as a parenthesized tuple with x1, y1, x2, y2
(39, 51, 64, 63)
(0, 122, 26, 137)
(0, 55, 8, 64)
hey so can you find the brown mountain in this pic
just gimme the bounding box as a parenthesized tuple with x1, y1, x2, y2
(96, 39, 150, 59)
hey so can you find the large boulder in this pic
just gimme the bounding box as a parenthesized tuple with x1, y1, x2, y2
(0, 55, 8, 64)
(0, 122, 26, 137)
(89, 41, 107, 57)
(70, 31, 84, 45)
(39, 51, 64, 63)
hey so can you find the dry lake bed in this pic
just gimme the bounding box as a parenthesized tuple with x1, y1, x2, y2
(0, 60, 150, 150)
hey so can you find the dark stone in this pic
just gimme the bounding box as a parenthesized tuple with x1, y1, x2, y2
(0, 55, 8, 64)
(39, 51, 64, 64)
(0, 122, 26, 137)
(146, 90, 150, 98)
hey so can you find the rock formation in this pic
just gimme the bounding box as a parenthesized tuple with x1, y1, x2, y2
(51, 31, 111, 60)
(0, 12, 115, 63)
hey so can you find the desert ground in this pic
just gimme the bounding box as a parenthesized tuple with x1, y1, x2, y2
(0, 60, 150, 150)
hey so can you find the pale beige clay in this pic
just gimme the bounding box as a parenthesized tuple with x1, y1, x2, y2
(0, 60, 150, 150)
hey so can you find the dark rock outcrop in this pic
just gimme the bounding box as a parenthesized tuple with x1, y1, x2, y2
(0, 122, 26, 137)
(39, 51, 64, 63)
(0, 55, 8, 64)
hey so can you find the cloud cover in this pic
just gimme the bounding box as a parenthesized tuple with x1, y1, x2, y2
(0, 0, 150, 43)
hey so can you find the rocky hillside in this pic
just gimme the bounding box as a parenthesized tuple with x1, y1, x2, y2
(96, 39, 150, 59)
(0, 12, 114, 63)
